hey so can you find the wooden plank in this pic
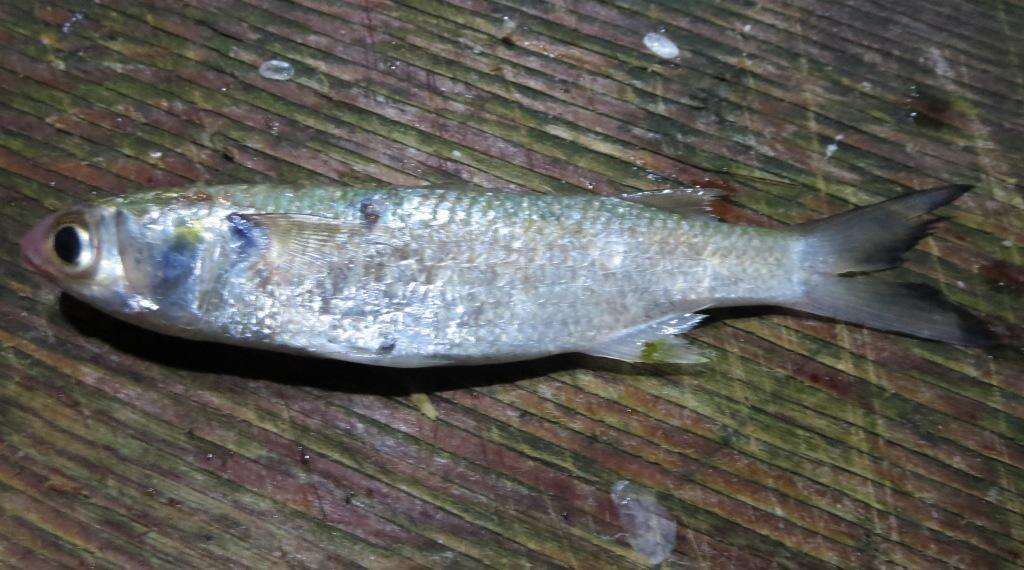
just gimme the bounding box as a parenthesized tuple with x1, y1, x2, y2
(0, 0, 1021, 567)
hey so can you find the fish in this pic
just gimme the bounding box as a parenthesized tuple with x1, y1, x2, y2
(19, 184, 991, 367)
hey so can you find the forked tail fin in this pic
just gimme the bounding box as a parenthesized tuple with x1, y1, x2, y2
(786, 186, 993, 347)
(793, 277, 992, 346)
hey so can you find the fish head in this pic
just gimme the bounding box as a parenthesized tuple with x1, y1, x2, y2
(20, 202, 199, 316)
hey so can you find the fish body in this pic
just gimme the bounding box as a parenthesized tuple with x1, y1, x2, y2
(19, 184, 988, 367)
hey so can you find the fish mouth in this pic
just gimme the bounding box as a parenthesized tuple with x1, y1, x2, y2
(19, 213, 58, 279)
(19, 243, 53, 281)
(20, 249, 43, 273)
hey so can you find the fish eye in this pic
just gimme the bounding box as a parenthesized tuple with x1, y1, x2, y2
(51, 223, 93, 269)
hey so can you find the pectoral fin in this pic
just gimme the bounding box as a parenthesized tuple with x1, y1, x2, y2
(228, 212, 407, 273)
(583, 314, 709, 364)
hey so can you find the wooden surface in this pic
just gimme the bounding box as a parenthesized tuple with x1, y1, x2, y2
(1, 0, 1023, 567)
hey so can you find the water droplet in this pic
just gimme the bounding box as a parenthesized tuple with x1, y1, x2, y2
(498, 16, 518, 38)
(148, 150, 163, 158)
(611, 480, 676, 565)
(450, 149, 463, 158)
(61, 12, 85, 35)
(258, 59, 294, 81)
(824, 134, 844, 159)
(643, 32, 679, 59)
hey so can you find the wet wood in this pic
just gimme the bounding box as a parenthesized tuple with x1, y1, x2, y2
(0, 0, 1022, 567)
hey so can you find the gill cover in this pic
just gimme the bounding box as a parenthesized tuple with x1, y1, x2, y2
(113, 208, 204, 314)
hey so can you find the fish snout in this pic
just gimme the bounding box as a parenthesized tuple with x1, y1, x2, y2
(20, 213, 59, 276)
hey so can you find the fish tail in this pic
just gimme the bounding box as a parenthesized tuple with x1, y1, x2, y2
(786, 185, 993, 346)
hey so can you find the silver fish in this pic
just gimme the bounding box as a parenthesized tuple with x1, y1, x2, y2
(19, 184, 989, 367)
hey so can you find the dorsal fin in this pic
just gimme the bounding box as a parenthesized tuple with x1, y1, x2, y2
(618, 188, 722, 219)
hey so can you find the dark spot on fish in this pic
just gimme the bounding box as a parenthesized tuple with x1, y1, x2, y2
(226, 212, 265, 257)
(155, 233, 199, 294)
(376, 340, 397, 355)
(359, 198, 383, 227)
(227, 213, 251, 240)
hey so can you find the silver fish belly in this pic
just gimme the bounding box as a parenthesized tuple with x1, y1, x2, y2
(20, 184, 989, 367)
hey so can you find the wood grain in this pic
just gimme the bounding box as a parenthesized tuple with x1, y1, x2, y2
(0, 0, 1021, 567)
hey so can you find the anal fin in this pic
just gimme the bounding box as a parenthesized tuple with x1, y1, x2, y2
(583, 314, 709, 364)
